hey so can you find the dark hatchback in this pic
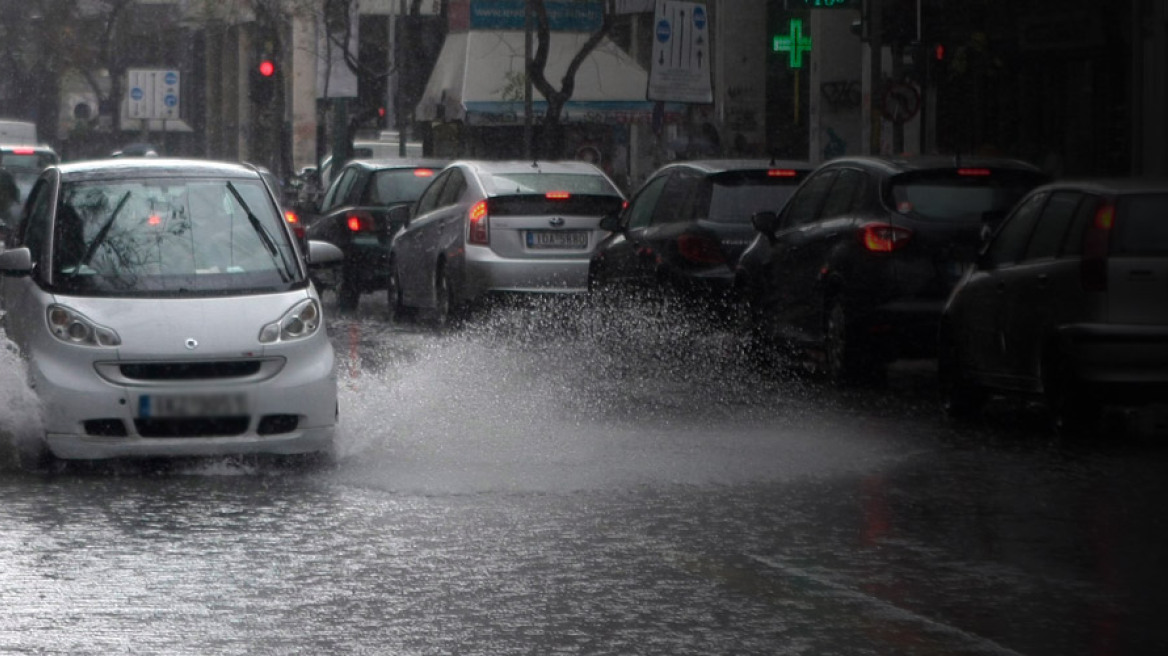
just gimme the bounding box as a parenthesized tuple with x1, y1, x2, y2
(737, 155, 1049, 382)
(304, 157, 448, 310)
(940, 179, 1168, 432)
(588, 159, 811, 310)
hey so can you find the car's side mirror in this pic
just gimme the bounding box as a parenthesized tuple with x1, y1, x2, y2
(0, 246, 33, 277)
(599, 212, 623, 232)
(306, 240, 343, 267)
(387, 203, 412, 229)
(751, 211, 780, 242)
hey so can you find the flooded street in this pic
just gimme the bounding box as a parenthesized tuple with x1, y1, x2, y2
(1, 296, 1166, 655)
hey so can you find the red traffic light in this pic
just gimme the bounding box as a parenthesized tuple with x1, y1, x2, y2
(258, 60, 275, 77)
(933, 44, 945, 61)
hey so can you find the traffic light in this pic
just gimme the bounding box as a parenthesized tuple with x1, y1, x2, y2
(249, 55, 280, 103)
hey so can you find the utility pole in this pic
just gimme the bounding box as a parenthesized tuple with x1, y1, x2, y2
(863, 0, 883, 155)
(524, 0, 534, 159)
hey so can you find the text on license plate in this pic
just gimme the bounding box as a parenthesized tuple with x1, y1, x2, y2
(138, 393, 248, 418)
(526, 230, 588, 249)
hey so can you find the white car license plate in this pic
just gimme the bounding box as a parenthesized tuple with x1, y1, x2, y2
(526, 230, 588, 249)
(138, 393, 248, 418)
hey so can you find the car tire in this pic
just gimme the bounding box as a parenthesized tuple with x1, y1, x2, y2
(938, 336, 986, 420)
(1044, 359, 1100, 438)
(823, 297, 882, 385)
(386, 261, 404, 324)
(337, 269, 360, 312)
(431, 264, 457, 330)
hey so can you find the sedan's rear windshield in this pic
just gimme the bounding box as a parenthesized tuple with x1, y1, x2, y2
(890, 169, 1047, 221)
(485, 172, 619, 197)
(370, 169, 438, 204)
(706, 172, 805, 224)
(52, 178, 300, 296)
(1113, 193, 1168, 256)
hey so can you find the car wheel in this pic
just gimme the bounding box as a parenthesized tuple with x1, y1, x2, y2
(938, 331, 986, 420)
(386, 261, 404, 324)
(431, 264, 457, 330)
(337, 268, 360, 312)
(823, 297, 882, 384)
(1044, 359, 1100, 438)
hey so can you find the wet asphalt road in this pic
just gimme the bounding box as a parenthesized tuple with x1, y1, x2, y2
(1, 295, 1166, 655)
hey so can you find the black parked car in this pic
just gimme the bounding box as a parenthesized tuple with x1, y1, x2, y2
(588, 159, 811, 312)
(939, 179, 1168, 432)
(305, 157, 448, 311)
(737, 155, 1049, 382)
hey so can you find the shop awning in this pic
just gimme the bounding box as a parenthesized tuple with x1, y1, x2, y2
(416, 31, 685, 127)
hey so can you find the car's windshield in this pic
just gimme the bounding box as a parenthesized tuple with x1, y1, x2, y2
(890, 170, 1048, 221)
(52, 177, 300, 296)
(371, 168, 438, 204)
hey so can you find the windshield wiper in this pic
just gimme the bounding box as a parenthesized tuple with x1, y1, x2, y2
(68, 191, 131, 278)
(225, 182, 291, 282)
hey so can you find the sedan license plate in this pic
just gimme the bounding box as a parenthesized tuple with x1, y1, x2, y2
(138, 393, 248, 418)
(526, 230, 588, 250)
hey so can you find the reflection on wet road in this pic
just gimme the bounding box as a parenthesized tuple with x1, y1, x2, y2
(1, 295, 1166, 655)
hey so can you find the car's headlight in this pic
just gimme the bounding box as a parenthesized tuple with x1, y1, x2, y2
(258, 298, 322, 344)
(46, 304, 121, 347)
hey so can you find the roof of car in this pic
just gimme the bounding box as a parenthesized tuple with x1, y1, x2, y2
(341, 157, 450, 171)
(658, 159, 814, 175)
(457, 160, 608, 176)
(54, 158, 263, 181)
(821, 154, 1045, 176)
(1030, 177, 1168, 195)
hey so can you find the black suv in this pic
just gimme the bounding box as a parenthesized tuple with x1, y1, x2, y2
(589, 159, 810, 311)
(940, 179, 1168, 432)
(304, 157, 448, 311)
(737, 155, 1048, 382)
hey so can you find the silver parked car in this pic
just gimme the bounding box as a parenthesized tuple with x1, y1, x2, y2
(0, 158, 343, 466)
(386, 160, 626, 325)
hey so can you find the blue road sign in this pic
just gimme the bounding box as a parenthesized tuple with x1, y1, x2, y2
(131, 88, 144, 101)
(656, 19, 671, 43)
(693, 5, 706, 29)
(164, 71, 178, 86)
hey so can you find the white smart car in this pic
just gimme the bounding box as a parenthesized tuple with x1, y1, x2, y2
(0, 158, 343, 466)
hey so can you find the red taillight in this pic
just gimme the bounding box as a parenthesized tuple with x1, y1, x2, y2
(1081, 203, 1115, 292)
(346, 211, 375, 232)
(11, 147, 35, 155)
(859, 223, 913, 253)
(147, 214, 162, 226)
(957, 168, 991, 177)
(768, 169, 798, 177)
(677, 233, 726, 265)
(468, 200, 489, 245)
(414, 169, 434, 177)
(546, 191, 571, 200)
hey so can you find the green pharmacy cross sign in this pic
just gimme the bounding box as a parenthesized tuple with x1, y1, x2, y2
(773, 18, 812, 69)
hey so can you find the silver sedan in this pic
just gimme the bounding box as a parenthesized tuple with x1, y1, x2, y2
(387, 160, 625, 325)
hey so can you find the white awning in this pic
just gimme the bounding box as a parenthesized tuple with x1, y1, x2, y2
(417, 31, 685, 126)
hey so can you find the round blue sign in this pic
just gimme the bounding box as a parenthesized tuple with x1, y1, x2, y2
(164, 94, 178, 107)
(164, 71, 178, 86)
(130, 88, 144, 101)
(655, 19, 671, 43)
(693, 6, 706, 30)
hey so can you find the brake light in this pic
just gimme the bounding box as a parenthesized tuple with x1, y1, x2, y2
(546, 191, 571, 200)
(11, 148, 35, 155)
(957, 168, 991, 176)
(468, 200, 489, 245)
(346, 211, 375, 232)
(1081, 203, 1115, 292)
(677, 233, 726, 265)
(768, 169, 798, 177)
(147, 214, 162, 226)
(859, 223, 912, 252)
(414, 169, 434, 177)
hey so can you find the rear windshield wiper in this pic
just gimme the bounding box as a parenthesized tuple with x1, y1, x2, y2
(225, 182, 291, 282)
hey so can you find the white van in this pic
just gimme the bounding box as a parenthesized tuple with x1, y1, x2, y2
(0, 119, 37, 144)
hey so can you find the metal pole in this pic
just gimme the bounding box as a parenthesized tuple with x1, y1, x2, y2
(524, 0, 534, 159)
